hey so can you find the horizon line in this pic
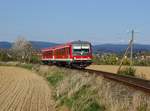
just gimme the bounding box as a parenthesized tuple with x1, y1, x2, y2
(0, 40, 150, 45)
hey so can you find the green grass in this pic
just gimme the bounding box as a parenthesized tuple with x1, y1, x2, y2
(137, 104, 148, 111)
(84, 102, 105, 111)
(59, 96, 74, 108)
(117, 67, 136, 76)
(47, 72, 64, 86)
(58, 85, 105, 111)
(19, 63, 34, 70)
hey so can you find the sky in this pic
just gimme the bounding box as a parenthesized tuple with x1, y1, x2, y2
(0, 0, 150, 44)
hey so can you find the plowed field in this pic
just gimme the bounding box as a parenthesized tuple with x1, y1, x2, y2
(0, 66, 55, 111)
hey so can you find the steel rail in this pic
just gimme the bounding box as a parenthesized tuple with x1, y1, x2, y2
(77, 68, 150, 94)
(49, 65, 150, 94)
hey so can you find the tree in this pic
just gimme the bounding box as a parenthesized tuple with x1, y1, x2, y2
(0, 49, 10, 61)
(93, 54, 119, 65)
(11, 37, 33, 63)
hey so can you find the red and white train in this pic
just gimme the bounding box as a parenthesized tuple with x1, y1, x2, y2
(41, 41, 92, 68)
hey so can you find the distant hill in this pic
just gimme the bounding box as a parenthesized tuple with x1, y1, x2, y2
(0, 42, 12, 49)
(30, 41, 59, 49)
(0, 41, 59, 49)
(93, 44, 150, 53)
(0, 41, 150, 53)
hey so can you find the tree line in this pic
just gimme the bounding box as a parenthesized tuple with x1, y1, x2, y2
(1, 37, 150, 66)
(0, 37, 40, 63)
(93, 53, 150, 66)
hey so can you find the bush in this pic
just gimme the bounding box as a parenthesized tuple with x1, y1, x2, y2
(93, 54, 118, 65)
(0, 52, 12, 62)
(134, 60, 150, 66)
(117, 67, 136, 76)
(122, 58, 131, 65)
(30, 55, 40, 64)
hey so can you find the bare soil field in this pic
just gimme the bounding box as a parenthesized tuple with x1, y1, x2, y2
(0, 66, 55, 111)
(87, 65, 150, 80)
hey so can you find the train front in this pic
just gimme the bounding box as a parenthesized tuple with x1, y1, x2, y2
(71, 41, 92, 68)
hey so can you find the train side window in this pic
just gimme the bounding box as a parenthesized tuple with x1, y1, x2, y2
(59, 49, 60, 55)
(59, 49, 61, 55)
(62, 48, 65, 55)
(68, 47, 70, 54)
(60, 49, 61, 55)
(61, 49, 63, 55)
(48, 51, 51, 55)
(55, 50, 56, 56)
(66, 48, 68, 55)
(66, 47, 69, 55)
(49, 51, 52, 56)
(57, 50, 58, 56)
(64, 48, 66, 55)
(55, 50, 57, 56)
(66, 48, 68, 54)
(61, 48, 63, 55)
(61, 49, 62, 55)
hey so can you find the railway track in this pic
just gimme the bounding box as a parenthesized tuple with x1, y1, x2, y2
(74, 68, 150, 94)
(43, 64, 150, 94)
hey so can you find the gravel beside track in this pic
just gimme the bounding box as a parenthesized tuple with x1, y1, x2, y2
(0, 66, 55, 111)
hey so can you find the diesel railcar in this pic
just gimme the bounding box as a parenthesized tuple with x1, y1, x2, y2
(41, 41, 92, 68)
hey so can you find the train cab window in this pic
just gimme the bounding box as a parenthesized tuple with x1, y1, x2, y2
(73, 49, 82, 53)
(72, 43, 90, 55)
(81, 49, 89, 53)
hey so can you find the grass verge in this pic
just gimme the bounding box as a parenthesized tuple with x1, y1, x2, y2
(47, 71, 64, 87)
(118, 67, 136, 76)
(0, 62, 150, 111)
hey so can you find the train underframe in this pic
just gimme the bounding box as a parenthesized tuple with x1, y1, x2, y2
(42, 60, 92, 68)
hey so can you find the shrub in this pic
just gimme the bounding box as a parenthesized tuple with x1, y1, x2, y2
(122, 58, 131, 65)
(0, 52, 12, 62)
(92, 54, 118, 65)
(117, 67, 136, 76)
(30, 55, 40, 64)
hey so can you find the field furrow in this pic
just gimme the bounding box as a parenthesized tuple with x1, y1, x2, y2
(0, 66, 55, 111)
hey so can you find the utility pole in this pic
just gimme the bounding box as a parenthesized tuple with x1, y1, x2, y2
(130, 29, 134, 67)
(117, 29, 135, 73)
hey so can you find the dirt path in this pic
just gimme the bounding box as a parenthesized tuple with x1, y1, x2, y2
(0, 66, 55, 111)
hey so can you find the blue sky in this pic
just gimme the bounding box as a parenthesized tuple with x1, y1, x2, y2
(0, 0, 150, 44)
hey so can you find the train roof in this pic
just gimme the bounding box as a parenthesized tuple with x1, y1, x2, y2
(41, 40, 91, 52)
(71, 40, 91, 44)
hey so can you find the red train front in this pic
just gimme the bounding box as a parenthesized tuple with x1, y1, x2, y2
(41, 41, 92, 68)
